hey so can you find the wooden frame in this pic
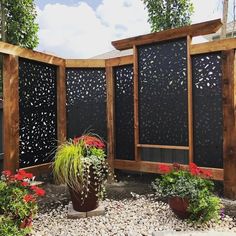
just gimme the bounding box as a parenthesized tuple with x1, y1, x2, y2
(112, 19, 222, 50)
(2, 19, 236, 198)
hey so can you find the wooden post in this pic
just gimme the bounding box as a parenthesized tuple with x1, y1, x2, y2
(133, 45, 141, 162)
(3, 54, 19, 173)
(187, 36, 193, 163)
(105, 65, 115, 170)
(57, 61, 67, 144)
(222, 50, 236, 199)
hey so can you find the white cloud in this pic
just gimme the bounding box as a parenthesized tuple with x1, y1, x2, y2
(36, 0, 150, 58)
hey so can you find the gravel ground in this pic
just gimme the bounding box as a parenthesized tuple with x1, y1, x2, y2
(31, 183, 236, 236)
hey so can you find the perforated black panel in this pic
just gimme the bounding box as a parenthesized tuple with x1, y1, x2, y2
(114, 65, 134, 160)
(192, 53, 223, 168)
(138, 38, 188, 145)
(19, 59, 57, 168)
(66, 68, 107, 140)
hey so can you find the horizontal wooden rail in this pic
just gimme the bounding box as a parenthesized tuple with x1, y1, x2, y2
(105, 55, 133, 67)
(0, 41, 64, 66)
(137, 144, 189, 150)
(191, 38, 236, 55)
(21, 163, 52, 176)
(112, 19, 222, 50)
(114, 160, 223, 180)
(65, 59, 105, 68)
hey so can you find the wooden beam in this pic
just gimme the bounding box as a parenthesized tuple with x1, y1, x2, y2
(222, 50, 236, 199)
(105, 64, 115, 170)
(21, 163, 52, 176)
(105, 55, 133, 67)
(0, 41, 64, 66)
(112, 19, 222, 50)
(133, 45, 140, 162)
(187, 36, 194, 163)
(191, 38, 236, 55)
(65, 59, 105, 68)
(3, 55, 19, 173)
(113, 160, 223, 180)
(57, 62, 67, 144)
(137, 144, 189, 150)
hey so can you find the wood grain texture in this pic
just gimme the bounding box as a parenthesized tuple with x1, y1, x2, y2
(65, 59, 105, 68)
(191, 38, 236, 55)
(112, 19, 222, 50)
(137, 144, 189, 150)
(222, 50, 236, 199)
(105, 65, 115, 170)
(0, 41, 64, 66)
(105, 55, 133, 67)
(3, 55, 19, 173)
(57, 62, 67, 144)
(114, 160, 223, 180)
(21, 163, 52, 176)
(133, 45, 140, 161)
(187, 36, 193, 163)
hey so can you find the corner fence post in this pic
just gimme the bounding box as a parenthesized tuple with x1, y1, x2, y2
(222, 50, 236, 199)
(3, 54, 19, 173)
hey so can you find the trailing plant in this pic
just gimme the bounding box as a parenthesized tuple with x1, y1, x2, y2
(53, 133, 111, 200)
(152, 163, 223, 222)
(0, 170, 45, 235)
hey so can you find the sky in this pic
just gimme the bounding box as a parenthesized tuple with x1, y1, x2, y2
(34, 0, 228, 59)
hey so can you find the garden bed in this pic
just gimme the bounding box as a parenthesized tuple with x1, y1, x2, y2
(32, 180, 236, 236)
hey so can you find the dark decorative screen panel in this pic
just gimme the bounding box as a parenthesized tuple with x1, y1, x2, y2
(192, 53, 223, 168)
(66, 68, 107, 140)
(138, 38, 188, 145)
(114, 65, 134, 160)
(19, 59, 57, 168)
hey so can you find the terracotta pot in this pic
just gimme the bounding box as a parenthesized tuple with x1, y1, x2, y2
(68, 168, 99, 212)
(168, 197, 190, 219)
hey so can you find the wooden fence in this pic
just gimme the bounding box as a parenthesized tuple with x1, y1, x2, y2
(1, 19, 236, 199)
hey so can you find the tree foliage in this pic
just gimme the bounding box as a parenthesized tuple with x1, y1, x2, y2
(1, 0, 39, 49)
(143, 0, 194, 32)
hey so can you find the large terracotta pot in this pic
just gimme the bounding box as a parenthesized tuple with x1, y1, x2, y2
(68, 168, 99, 212)
(168, 197, 190, 219)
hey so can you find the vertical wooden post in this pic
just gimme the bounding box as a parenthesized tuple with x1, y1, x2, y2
(187, 36, 193, 163)
(3, 54, 19, 173)
(133, 45, 140, 162)
(57, 61, 67, 144)
(106, 65, 115, 170)
(222, 50, 236, 199)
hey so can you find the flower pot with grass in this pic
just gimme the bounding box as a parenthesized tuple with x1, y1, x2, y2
(152, 163, 223, 222)
(53, 133, 110, 212)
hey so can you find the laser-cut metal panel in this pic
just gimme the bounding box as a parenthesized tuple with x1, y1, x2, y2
(19, 59, 57, 168)
(192, 53, 223, 168)
(114, 65, 134, 160)
(66, 68, 107, 140)
(138, 38, 188, 145)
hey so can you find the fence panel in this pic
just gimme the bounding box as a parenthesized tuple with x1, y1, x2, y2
(19, 58, 57, 168)
(66, 68, 107, 140)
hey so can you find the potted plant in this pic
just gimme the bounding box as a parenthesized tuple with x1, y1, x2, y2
(152, 163, 222, 222)
(53, 133, 111, 212)
(0, 170, 45, 236)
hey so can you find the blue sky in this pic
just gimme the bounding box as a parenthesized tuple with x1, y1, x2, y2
(34, 0, 225, 59)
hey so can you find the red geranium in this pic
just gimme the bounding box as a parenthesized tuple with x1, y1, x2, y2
(21, 181, 29, 187)
(31, 186, 45, 196)
(159, 164, 171, 173)
(23, 194, 36, 203)
(79, 135, 105, 149)
(2, 170, 11, 177)
(189, 162, 201, 176)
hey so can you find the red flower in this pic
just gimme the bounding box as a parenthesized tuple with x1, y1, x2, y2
(31, 186, 45, 196)
(78, 135, 105, 149)
(14, 174, 24, 181)
(23, 194, 35, 203)
(2, 170, 11, 177)
(21, 181, 29, 187)
(18, 170, 33, 179)
(159, 164, 171, 173)
(200, 169, 212, 178)
(189, 162, 200, 176)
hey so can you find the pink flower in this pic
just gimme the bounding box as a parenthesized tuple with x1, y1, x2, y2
(2, 170, 11, 177)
